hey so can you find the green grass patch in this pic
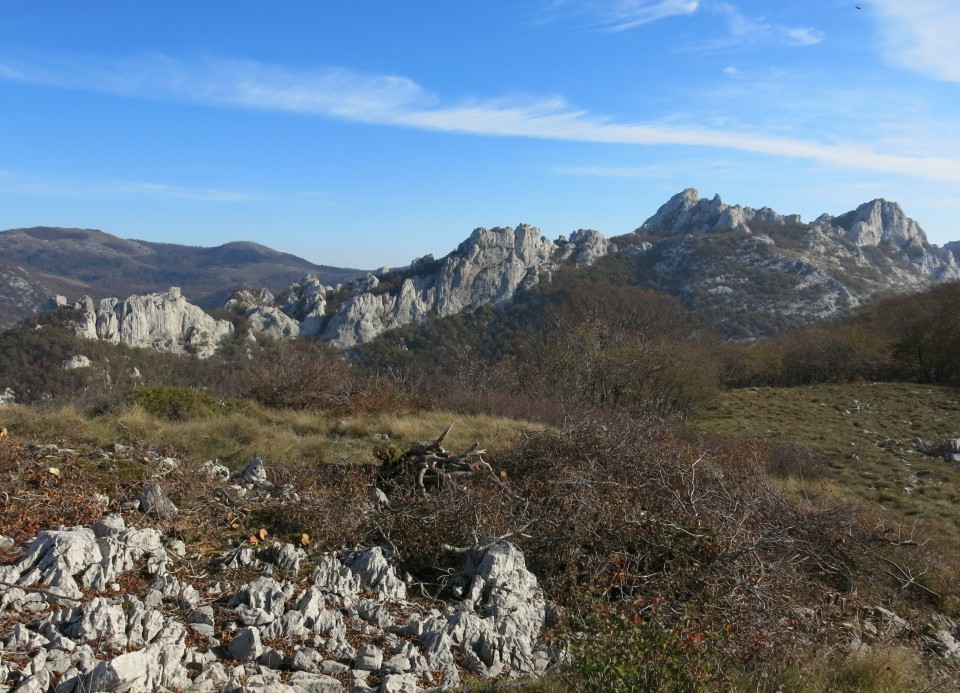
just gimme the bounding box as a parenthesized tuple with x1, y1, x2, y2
(690, 381, 960, 609)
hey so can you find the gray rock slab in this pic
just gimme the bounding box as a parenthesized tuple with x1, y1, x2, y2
(227, 627, 263, 661)
(136, 480, 179, 520)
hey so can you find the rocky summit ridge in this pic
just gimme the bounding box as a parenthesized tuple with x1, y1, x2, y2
(230, 190, 957, 344)
(34, 190, 960, 353)
(642, 188, 951, 259)
(226, 225, 614, 348)
(623, 189, 959, 337)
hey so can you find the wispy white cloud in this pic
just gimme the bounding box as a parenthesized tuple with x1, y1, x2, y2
(595, 0, 700, 32)
(553, 164, 680, 177)
(692, 2, 824, 50)
(106, 181, 265, 202)
(533, 0, 699, 31)
(0, 170, 264, 202)
(0, 54, 427, 120)
(783, 26, 824, 46)
(2, 53, 960, 185)
(868, 0, 960, 82)
(0, 64, 27, 80)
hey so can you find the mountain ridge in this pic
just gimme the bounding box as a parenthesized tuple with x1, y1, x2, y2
(7, 190, 959, 349)
(238, 189, 957, 346)
(0, 226, 365, 330)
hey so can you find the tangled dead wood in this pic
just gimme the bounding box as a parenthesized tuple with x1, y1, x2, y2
(380, 423, 492, 492)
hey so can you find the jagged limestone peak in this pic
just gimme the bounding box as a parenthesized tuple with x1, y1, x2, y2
(640, 188, 789, 236)
(817, 198, 929, 249)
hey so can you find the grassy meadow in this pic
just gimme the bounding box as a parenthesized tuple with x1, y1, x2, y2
(692, 382, 960, 528)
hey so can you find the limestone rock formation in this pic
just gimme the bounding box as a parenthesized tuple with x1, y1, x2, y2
(642, 189, 954, 268)
(624, 189, 960, 338)
(640, 187, 798, 237)
(229, 224, 614, 348)
(818, 198, 929, 250)
(71, 287, 233, 358)
(945, 240, 960, 264)
(225, 287, 301, 340)
(0, 515, 555, 692)
(279, 274, 330, 336)
(27, 191, 960, 352)
(0, 387, 15, 406)
(61, 355, 91, 370)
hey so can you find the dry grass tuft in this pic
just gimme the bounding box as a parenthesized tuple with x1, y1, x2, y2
(784, 646, 933, 693)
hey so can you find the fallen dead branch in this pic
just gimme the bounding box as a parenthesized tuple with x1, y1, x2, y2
(380, 424, 493, 493)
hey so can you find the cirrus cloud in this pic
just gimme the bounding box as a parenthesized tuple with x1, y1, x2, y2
(1, 52, 959, 185)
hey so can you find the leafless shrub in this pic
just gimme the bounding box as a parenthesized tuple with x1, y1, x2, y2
(361, 413, 938, 681)
(253, 462, 375, 549)
(164, 457, 376, 554)
(248, 340, 355, 411)
(248, 340, 411, 415)
(765, 442, 828, 480)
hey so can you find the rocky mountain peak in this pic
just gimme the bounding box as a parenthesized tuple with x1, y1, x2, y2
(219, 192, 956, 346)
(640, 188, 794, 237)
(816, 198, 929, 249)
(17, 190, 960, 352)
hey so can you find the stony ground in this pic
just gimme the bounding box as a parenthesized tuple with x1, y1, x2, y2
(0, 445, 554, 693)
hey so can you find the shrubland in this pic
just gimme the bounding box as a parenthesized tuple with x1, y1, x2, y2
(0, 279, 959, 690)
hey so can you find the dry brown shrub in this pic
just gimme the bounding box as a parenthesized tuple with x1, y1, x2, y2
(364, 413, 940, 682)
(248, 340, 413, 417)
(161, 457, 376, 554)
(432, 382, 568, 425)
(248, 340, 354, 411)
(255, 462, 375, 549)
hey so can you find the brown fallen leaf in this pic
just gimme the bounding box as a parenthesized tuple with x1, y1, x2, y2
(258, 528, 268, 541)
(48, 467, 61, 477)
(248, 536, 259, 546)
(300, 533, 310, 546)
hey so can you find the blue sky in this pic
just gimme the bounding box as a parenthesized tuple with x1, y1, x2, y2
(1, 1, 959, 268)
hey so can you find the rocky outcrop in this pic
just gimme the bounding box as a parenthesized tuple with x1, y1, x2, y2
(61, 355, 91, 370)
(914, 437, 960, 464)
(227, 225, 614, 348)
(942, 240, 960, 264)
(319, 224, 574, 347)
(0, 388, 15, 406)
(279, 275, 330, 337)
(71, 287, 233, 358)
(640, 188, 799, 237)
(0, 515, 554, 692)
(819, 198, 929, 249)
(225, 287, 301, 340)
(642, 189, 954, 265)
(626, 189, 960, 338)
